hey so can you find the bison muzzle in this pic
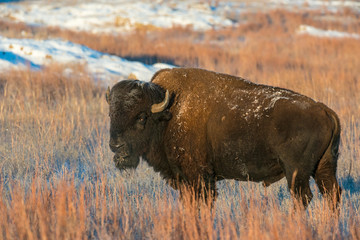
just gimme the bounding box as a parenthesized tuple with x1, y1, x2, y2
(106, 68, 341, 208)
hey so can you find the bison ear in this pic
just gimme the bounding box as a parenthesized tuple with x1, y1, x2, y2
(105, 86, 110, 104)
(154, 110, 172, 122)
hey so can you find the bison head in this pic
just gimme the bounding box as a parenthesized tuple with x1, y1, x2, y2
(106, 80, 172, 171)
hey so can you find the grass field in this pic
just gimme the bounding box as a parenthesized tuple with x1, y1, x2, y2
(0, 8, 360, 239)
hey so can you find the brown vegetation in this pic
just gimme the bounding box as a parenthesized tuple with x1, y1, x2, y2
(0, 8, 359, 239)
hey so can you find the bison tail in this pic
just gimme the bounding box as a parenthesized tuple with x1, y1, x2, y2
(314, 104, 342, 208)
(325, 106, 341, 164)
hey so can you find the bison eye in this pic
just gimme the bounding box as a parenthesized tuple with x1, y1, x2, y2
(137, 113, 148, 126)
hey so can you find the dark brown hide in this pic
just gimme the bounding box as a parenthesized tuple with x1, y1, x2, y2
(108, 68, 341, 208)
(152, 68, 341, 207)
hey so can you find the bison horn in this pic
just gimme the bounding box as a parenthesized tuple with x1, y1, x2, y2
(151, 90, 170, 113)
(105, 86, 110, 104)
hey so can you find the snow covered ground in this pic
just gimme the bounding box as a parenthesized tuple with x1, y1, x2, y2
(0, 0, 359, 82)
(297, 25, 360, 39)
(0, 1, 234, 33)
(0, 36, 173, 83)
(0, 0, 359, 34)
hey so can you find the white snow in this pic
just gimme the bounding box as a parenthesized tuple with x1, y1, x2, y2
(271, 0, 360, 9)
(0, 0, 359, 83)
(0, 36, 174, 83)
(1, 0, 358, 34)
(0, 1, 233, 33)
(297, 25, 360, 39)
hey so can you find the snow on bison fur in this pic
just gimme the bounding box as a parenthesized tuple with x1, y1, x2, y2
(106, 68, 341, 208)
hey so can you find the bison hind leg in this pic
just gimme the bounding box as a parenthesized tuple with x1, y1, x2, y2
(314, 152, 341, 209)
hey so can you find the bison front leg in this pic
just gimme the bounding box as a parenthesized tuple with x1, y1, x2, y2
(285, 169, 313, 209)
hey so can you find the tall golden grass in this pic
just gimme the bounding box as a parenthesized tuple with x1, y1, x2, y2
(0, 8, 359, 240)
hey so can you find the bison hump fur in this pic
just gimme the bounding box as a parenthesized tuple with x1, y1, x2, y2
(108, 67, 342, 209)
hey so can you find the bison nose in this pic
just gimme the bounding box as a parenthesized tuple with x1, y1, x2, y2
(109, 142, 123, 153)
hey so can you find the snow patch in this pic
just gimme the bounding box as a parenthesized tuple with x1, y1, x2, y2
(0, 1, 233, 33)
(270, 0, 360, 11)
(267, 96, 289, 109)
(297, 25, 360, 39)
(0, 0, 359, 36)
(0, 36, 174, 83)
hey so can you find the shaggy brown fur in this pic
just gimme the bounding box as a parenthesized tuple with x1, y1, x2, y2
(108, 68, 341, 208)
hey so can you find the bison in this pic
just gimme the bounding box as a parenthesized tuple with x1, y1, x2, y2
(106, 68, 341, 208)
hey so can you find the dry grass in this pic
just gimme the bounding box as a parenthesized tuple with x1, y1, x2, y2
(0, 8, 360, 240)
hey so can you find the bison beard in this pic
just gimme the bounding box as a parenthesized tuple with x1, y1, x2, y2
(106, 68, 342, 209)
